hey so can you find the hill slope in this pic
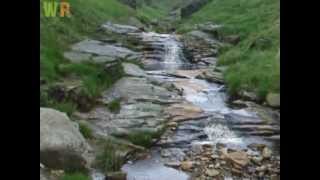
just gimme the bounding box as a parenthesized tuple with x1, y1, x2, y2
(179, 0, 280, 99)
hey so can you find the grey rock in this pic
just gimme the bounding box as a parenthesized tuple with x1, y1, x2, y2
(40, 108, 92, 171)
(122, 63, 147, 77)
(63, 51, 92, 63)
(71, 40, 137, 60)
(101, 22, 141, 34)
(266, 93, 280, 108)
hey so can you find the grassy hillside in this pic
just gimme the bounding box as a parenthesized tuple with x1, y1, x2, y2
(40, 0, 137, 113)
(179, 0, 280, 99)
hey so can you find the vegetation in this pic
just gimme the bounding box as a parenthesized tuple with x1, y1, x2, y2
(40, 0, 132, 113)
(125, 129, 164, 148)
(106, 98, 122, 113)
(61, 172, 90, 180)
(79, 122, 93, 139)
(95, 139, 126, 172)
(179, 0, 280, 99)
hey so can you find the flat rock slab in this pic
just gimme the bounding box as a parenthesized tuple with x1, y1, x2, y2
(165, 103, 204, 122)
(169, 69, 207, 79)
(101, 22, 141, 34)
(64, 39, 139, 63)
(123, 63, 147, 77)
(102, 77, 181, 104)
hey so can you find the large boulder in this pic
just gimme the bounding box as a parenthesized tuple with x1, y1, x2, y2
(40, 108, 93, 171)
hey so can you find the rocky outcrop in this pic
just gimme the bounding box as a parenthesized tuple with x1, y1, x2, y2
(64, 39, 140, 64)
(40, 108, 93, 171)
(101, 22, 142, 35)
(181, 0, 213, 18)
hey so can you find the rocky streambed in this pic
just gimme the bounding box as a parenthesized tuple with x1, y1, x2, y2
(40, 22, 279, 180)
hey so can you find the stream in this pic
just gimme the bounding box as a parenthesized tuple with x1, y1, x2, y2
(91, 31, 280, 180)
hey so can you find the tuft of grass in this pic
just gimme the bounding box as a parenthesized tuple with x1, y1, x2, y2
(125, 129, 164, 148)
(179, 0, 280, 100)
(107, 99, 121, 113)
(79, 123, 93, 139)
(61, 172, 90, 180)
(96, 140, 125, 172)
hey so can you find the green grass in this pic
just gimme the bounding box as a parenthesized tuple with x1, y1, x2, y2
(79, 123, 93, 139)
(96, 139, 126, 172)
(125, 129, 164, 148)
(40, 0, 133, 113)
(61, 172, 90, 180)
(179, 0, 280, 99)
(107, 98, 121, 113)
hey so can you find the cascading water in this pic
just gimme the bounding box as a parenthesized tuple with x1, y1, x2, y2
(93, 31, 279, 180)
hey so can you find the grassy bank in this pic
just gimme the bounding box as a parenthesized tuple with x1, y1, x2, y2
(40, 0, 136, 113)
(179, 0, 280, 99)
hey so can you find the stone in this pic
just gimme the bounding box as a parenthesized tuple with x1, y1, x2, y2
(262, 147, 272, 159)
(167, 122, 178, 128)
(251, 156, 263, 164)
(256, 165, 267, 172)
(225, 150, 250, 167)
(63, 51, 92, 63)
(240, 91, 259, 102)
(181, 161, 193, 171)
(206, 169, 220, 177)
(122, 63, 147, 77)
(106, 171, 127, 180)
(165, 103, 204, 122)
(224, 35, 241, 45)
(68, 39, 139, 63)
(266, 93, 280, 108)
(165, 161, 181, 168)
(40, 108, 92, 171)
(191, 143, 203, 154)
(101, 22, 141, 34)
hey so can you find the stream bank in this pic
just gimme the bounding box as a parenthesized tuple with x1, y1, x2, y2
(40, 21, 279, 180)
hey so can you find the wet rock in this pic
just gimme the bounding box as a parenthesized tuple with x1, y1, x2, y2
(191, 143, 203, 154)
(106, 171, 127, 180)
(165, 103, 204, 122)
(206, 168, 220, 177)
(224, 150, 250, 167)
(161, 148, 186, 161)
(165, 161, 181, 168)
(266, 93, 280, 108)
(181, 161, 193, 171)
(196, 70, 224, 84)
(40, 108, 92, 171)
(122, 63, 146, 77)
(262, 147, 272, 159)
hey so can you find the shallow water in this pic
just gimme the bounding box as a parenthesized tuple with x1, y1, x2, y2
(106, 32, 279, 180)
